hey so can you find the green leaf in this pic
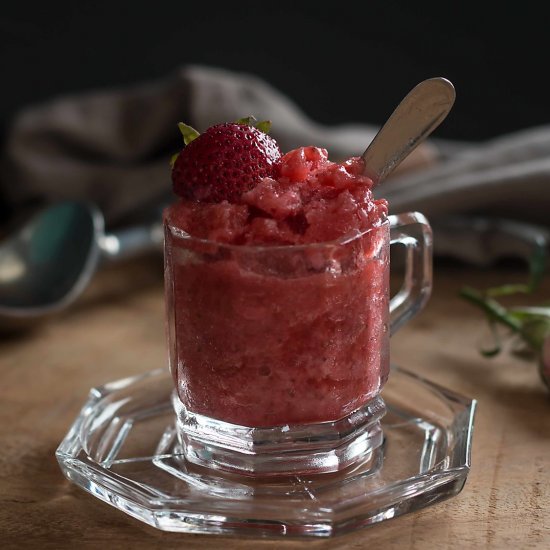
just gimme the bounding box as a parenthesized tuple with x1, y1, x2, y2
(480, 243, 547, 298)
(486, 284, 530, 297)
(255, 120, 272, 134)
(520, 318, 550, 351)
(170, 152, 179, 168)
(235, 116, 257, 126)
(528, 241, 547, 292)
(178, 122, 200, 145)
(459, 286, 523, 332)
(508, 306, 550, 320)
(510, 335, 537, 360)
(480, 320, 503, 357)
(459, 244, 548, 369)
(233, 117, 272, 134)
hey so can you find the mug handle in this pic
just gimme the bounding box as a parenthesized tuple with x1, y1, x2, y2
(389, 212, 433, 335)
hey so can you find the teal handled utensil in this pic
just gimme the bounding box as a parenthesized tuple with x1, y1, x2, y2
(0, 201, 163, 330)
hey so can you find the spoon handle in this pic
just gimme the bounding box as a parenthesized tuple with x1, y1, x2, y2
(362, 77, 455, 185)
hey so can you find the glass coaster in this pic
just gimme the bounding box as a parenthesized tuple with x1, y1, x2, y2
(56, 366, 476, 538)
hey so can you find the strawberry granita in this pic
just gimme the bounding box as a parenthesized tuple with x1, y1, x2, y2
(165, 134, 389, 427)
(168, 146, 386, 246)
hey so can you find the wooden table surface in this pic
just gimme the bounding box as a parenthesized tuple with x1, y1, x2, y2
(1, 256, 549, 549)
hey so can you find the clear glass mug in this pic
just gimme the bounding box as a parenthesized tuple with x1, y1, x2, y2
(164, 212, 432, 476)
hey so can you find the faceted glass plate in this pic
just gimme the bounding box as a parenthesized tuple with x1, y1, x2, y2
(56, 366, 476, 538)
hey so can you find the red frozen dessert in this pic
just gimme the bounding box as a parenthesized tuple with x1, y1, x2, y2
(165, 119, 389, 426)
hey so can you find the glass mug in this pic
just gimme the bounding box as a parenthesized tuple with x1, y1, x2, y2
(164, 212, 432, 476)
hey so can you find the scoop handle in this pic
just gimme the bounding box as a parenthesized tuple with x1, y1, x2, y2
(98, 223, 164, 262)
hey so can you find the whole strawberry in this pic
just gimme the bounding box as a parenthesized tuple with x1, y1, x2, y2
(171, 117, 282, 203)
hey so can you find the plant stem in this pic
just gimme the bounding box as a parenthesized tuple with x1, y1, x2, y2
(459, 287, 523, 332)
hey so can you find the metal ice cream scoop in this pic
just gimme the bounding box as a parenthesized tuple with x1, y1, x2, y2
(0, 201, 163, 330)
(361, 77, 456, 184)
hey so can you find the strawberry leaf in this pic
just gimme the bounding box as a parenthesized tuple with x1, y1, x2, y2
(233, 117, 272, 134)
(178, 122, 200, 145)
(255, 120, 272, 134)
(235, 116, 257, 126)
(170, 152, 179, 168)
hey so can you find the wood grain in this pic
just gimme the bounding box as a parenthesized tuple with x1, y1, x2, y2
(1, 256, 549, 549)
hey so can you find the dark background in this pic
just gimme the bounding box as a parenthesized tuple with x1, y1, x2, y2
(1, 2, 548, 142)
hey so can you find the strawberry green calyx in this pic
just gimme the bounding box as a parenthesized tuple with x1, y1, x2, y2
(171, 123, 201, 166)
(178, 122, 200, 145)
(235, 115, 257, 126)
(255, 120, 272, 134)
(169, 152, 180, 168)
(235, 115, 272, 134)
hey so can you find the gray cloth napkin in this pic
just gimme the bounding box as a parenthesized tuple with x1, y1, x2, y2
(1, 64, 548, 235)
(0, 65, 379, 225)
(383, 126, 549, 225)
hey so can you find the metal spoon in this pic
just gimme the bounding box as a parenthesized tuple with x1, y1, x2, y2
(0, 201, 163, 330)
(362, 77, 456, 184)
